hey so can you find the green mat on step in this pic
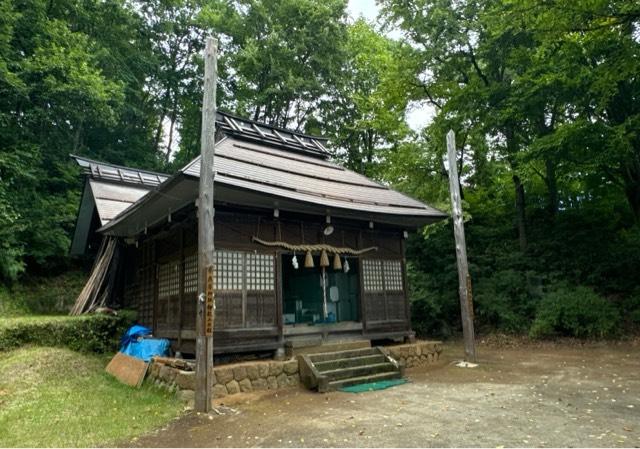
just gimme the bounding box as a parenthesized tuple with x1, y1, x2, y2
(339, 378, 407, 393)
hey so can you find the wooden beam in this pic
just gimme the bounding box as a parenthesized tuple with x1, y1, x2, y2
(195, 37, 218, 413)
(446, 130, 477, 362)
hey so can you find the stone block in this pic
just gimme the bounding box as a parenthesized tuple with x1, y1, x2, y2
(239, 378, 253, 392)
(208, 368, 218, 385)
(269, 362, 283, 376)
(283, 359, 298, 375)
(175, 371, 195, 390)
(159, 365, 177, 383)
(415, 345, 422, 356)
(267, 376, 278, 390)
(252, 378, 268, 390)
(149, 363, 160, 378)
(213, 383, 228, 398)
(215, 367, 234, 385)
(226, 380, 240, 395)
(276, 372, 288, 388)
(246, 364, 259, 380)
(233, 366, 248, 381)
(177, 389, 195, 403)
(258, 363, 270, 378)
(287, 375, 299, 387)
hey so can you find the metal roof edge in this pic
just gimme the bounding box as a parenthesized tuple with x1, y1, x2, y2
(216, 110, 330, 142)
(96, 172, 186, 233)
(70, 154, 170, 179)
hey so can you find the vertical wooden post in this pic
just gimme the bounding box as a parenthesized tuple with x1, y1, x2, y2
(195, 37, 217, 413)
(446, 130, 477, 363)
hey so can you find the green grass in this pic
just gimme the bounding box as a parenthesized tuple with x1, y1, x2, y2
(0, 346, 183, 447)
(0, 271, 87, 316)
(0, 315, 76, 328)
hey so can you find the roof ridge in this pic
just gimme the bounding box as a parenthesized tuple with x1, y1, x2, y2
(70, 154, 169, 178)
(216, 110, 329, 141)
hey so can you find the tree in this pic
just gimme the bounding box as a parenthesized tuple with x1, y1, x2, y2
(318, 19, 413, 176)
(200, 0, 348, 129)
(0, 0, 163, 281)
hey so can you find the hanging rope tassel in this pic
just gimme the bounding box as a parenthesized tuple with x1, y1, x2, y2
(332, 253, 342, 270)
(304, 251, 314, 268)
(320, 250, 329, 267)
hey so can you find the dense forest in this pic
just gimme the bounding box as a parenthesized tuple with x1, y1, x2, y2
(1, 0, 639, 338)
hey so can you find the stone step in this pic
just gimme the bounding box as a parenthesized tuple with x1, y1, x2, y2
(314, 354, 387, 372)
(308, 347, 380, 363)
(285, 339, 370, 357)
(327, 371, 402, 391)
(321, 362, 397, 381)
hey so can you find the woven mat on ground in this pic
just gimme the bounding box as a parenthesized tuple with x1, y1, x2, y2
(339, 378, 407, 393)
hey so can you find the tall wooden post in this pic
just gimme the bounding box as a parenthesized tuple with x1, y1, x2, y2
(446, 130, 477, 362)
(195, 37, 217, 413)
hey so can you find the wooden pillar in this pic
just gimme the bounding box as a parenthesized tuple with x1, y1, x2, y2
(195, 37, 218, 413)
(446, 130, 477, 362)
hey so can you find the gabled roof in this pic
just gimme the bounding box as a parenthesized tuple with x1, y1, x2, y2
(98, 133, 446, 237)
(215, 111, 330, 158)
(69, 156, 169, 254)
(71, 113, 446, 241)
(180, 137, 443, 218)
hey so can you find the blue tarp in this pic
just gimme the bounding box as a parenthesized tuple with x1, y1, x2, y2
(120, 324, 152, 347)
(119, 325, 170, 362)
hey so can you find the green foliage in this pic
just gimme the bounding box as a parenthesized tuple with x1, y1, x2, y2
(0, 346, 181, 447)
(408, 262, 458, 338)
(620, 288, 640, 328)
(200, 0, 348, 127)
(0, 271, 87, 315)
(530, 286, 621, 339)
(320, 19, 413, 176)
(0, 312, 136, 353)
(0, 0, 165, 283)
(375, 0, 640, 339)
(474, 270, 542, 334)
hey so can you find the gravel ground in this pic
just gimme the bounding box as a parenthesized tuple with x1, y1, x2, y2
(125, 341, 640, 448)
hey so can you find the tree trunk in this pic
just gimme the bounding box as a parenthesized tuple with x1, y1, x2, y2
(513, 174, 527, 251)
(72, 120, 84, 154)
(505, 127, 527, 251)
(545, 158, 558, 217)
(153, 110, 166, 154)
(166, 108, 177, 163)
(622, 158, 640, 224)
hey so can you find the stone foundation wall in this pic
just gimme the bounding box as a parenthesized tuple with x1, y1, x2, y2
(384, 341, 443, 368)
(147, 358, 300, 404)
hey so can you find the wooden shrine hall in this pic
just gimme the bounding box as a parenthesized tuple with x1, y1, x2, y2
(70, 111, 446, 356)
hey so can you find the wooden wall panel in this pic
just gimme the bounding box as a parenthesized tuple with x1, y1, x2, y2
(245, 292, 277, 327)
(216, 292, 243, 328)
(361, 256, 409, 329)
(119, 206, 412, 353)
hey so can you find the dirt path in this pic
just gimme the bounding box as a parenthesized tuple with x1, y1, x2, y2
(124, 342, 640, 448)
